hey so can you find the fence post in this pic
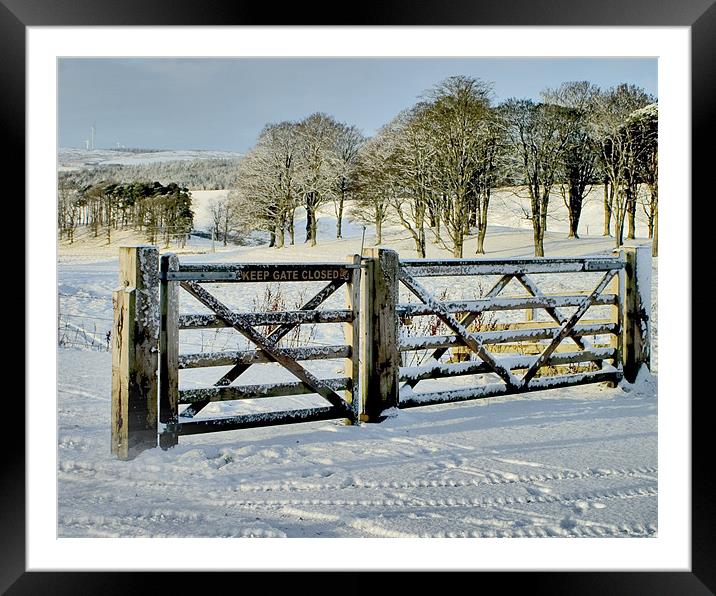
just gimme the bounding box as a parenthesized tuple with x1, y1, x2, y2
(111, 246, 160, 460)
(620, 244, 652, 383)
(343, 254, 362, 424)
(360, 248, 400, 421)
(159, 253, 180, 449)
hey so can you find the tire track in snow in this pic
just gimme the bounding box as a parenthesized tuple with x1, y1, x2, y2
(214, 484, 658, 512)
(57, 462, 657, 493)
(233, 466, 657, 493)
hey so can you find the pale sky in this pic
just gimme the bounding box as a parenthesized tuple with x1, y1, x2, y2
(58, 57, 657, 152)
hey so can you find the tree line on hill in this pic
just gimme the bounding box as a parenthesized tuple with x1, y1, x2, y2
(227, 77, 657, 257)
(59, 157, 242, 193)
(58, 180, 193, 246)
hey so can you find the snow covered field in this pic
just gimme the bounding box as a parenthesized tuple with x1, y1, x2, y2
(57, 190, 658, 538)
(58, 147, 242, 171)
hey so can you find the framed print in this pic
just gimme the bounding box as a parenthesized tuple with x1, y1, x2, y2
(7, 0, 712, 593)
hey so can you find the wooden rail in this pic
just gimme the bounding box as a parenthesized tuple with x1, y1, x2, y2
(397, 294, 617, 317)
(178, 345, 351, 369)
(399, 348, 616, 382)
(179, 377, 352, 404)
(178, 309, 352, 329)
(399, 322, 618, 351)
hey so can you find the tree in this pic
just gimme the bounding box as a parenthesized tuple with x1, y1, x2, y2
(57, 176, 79, 243)
(421, 76, 493, 257)
(333, 124, 364, 239)
(502, 99, 571, 256)
(382, 105, 434, 257)
(233, 122, 300, 247)
(542, 81, 600, 239)
(592, 84, 655, 247)
(351, 129, 394, 245)
(208, 197, 239, 246)
(470, 109, 504, 254)
(629, 103, 658, 255)
(295, 113, 341, 247)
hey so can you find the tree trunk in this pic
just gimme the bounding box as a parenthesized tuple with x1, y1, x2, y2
(432, 216, 441, 244)
(475, 191, 490, 254)
(309, 209, 318, 247)
(288, 208, 295, 245)
(626, 186, 637, 240)
(375, 208, 383, 246)
(533, 211, 544, 257)
(275, 221, 285, 248)
(336, 190, 344, 239)
(305, 197, 314, 244)
(603, 179, 612, 236)
(652, 205, 658, 257)
(452, 234, 463, 258)
(476, 226, 487, 254)
(533, 226, 544, 257)
(568, 193, 581, 239)
(614, 212, 624, 248)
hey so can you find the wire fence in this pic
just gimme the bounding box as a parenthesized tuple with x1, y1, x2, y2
(58, 314, 112, 351)
(57, 313, 344, 354)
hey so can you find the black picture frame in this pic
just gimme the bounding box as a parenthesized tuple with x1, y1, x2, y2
(7, 1, 710, 593)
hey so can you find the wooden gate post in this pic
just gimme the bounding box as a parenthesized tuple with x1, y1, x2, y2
(111, 246, 160, 460)
(343, 254, 362, 424)
(620, 244, 652, 383)
(360, 248, 400, 421)
(159, 253, 180, 449)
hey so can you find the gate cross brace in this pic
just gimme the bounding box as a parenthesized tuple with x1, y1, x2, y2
(398, 269, 520, 390)
(401, 274, 513, 391)
(179, 280, 352, 417)
(180, 278, 346, 419)
(521, 269, 617, 387)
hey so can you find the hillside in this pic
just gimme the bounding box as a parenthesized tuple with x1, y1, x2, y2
(58, 147, 243, 171)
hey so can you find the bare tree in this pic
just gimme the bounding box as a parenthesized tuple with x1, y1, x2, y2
(630, 103, 658, 255)
(385, 105, 435, 257)
(592, 84, 655, 247)
(470, 110, 503, 254)
(208, 198, 225, 242)
(333, 123, 364, 239)
(295, 113, 341, 247)
(58, 176, 79, 243)
(421, 76, 493, 257)
(233, 122, 300, 248)
(351, 129, 393, 245)
(542, 81, 600, 239)
(502, 99, 571, 256)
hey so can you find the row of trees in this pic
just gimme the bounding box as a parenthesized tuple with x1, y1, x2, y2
(230, 76, 658, 257)
(232, 115, 363, 248)
(58, 180, 194, 246)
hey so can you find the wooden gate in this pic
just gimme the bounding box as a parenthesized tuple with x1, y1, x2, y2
(110, 246, 361, 459)
(111, 245, 650, 459)
(158, 255, 362, 449)
(360, 247, 651, 417)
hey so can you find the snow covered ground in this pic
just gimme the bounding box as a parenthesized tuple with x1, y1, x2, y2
(57, 189, 658, 538)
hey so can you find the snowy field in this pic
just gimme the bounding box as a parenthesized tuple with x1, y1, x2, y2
(57, 188, 658, 538)
(58, 147, 242, 171)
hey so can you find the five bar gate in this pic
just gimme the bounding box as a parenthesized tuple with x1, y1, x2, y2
(111, 245, 650, 460)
